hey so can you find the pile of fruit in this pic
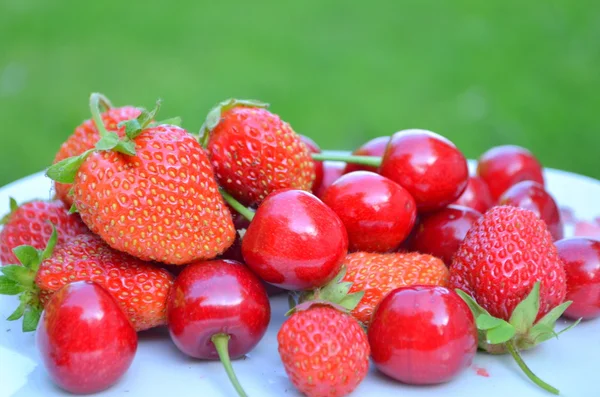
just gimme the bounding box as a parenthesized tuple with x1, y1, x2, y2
(0, 93, 598, 397)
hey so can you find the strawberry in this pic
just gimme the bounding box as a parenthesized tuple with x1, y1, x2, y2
(0, 228, 174, 332)
(0, 198, 89, 265)
(450, 206, 576, 394)
(199, 99, 315, 206)
(46, 94, 236, 265)
(340, 252, 449, 327)
(53, 99, 141, 208)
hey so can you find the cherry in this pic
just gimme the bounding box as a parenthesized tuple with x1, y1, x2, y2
(322, 171, 416, 252)
(37, 281, 137, 394)
(368, 285, 477, 385)
(452, 176, 494, 214)
(344, 136, 389, 174)
(167, 260, 270, 397)
(315, 161, 346, 199)
(408, 205, 482, 266)
(477, 145, 544, 201)
(299, 135, 324, 195)
(555, 238, 600, 320)
(499, 181, 563, 240)
(241, 189, 348, 290)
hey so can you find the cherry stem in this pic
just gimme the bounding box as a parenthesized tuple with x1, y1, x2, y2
(505, 340, 559, 395)
(311, 153, 382, 167)
(211, 333, 248, 397)
(89, 93, 112, 138)
(220, 189, 255, 221)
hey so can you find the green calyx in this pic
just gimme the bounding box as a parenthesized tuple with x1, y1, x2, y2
(198, 98, 269, 147)
(0, 197, 19, 225)
(456, 282, 581, 395)
(288, 267, 365, 316)
(0, 225, 58, 332)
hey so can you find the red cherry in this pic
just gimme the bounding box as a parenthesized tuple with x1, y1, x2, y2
(37, 281, 137, 394)
(242, 189, 348, 290)
(315, 161, 346, 199)
(167, 259, 270, 396)
(322, 171, 416, 252)
(555, 238, 600, 320)
(499, 181, 563, 240)
(452, 176, 494, 214)
(477, 145, 544, 201)
(344, 136, 390, 174)
(408, 205, 482, 266)
(300, 135, 324, 195)
(379, 129, 469, 212)
(369, 285, 477, 385)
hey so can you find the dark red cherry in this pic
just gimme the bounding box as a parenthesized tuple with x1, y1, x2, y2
(452, 176, 494, 214)
(300, 135, 324, 195)
(344, 136, 390, 174)
(315, 161, 346, 199)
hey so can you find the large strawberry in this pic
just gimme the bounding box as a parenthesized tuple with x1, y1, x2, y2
(53, 96, 141, 208)
(450, 205, 576, 394)
(0, 228, 173, 332)
(0, 198, 89, 265)
(46, 94, 236, 265)
(199, 99, 316, 206)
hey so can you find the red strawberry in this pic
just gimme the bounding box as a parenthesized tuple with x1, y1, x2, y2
(0, 199, 89, 265)
(53, 103, 141, 208)
(450, 206, 574, 394)
(340, 252, 449, 326)
(0, 228, 174, 332)
(47, 94, 236, 265)
(200, 99, 316, 206)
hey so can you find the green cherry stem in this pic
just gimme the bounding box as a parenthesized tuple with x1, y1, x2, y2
(311, 153, 382, 167)
(211, 333, 248, 397)
(89, 93, 112, 138)
(505, 340, 559, 395)
(220, 189, 255, 221)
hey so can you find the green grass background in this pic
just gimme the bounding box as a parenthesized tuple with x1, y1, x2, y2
(1, 0, 599, 189)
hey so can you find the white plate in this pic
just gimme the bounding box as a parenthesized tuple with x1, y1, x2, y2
(0, 166, 599, 397)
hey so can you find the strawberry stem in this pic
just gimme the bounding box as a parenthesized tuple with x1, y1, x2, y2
(89, 93, 112, 138)
(220, 189, 255, 221)
(505, 340, 559, 395)
(211, 333, 248, 397)
(311, 153, 382, 167)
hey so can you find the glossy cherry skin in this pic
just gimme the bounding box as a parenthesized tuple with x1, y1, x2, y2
(379, 129, 469, 213)
(499, 181, 563, 240)
(322, 171, 416, 252)
(344, 136, 390, 174)
(369, 285, 477, 385)
(452, 176, 494, 214)
(477, 145, 544, 201)
(242, 189, 348, 290)
(555, 238, 600, 320)
(37, 281, 137, 394)
(300, 135, 324, 195)
(167, 260, 270, 359)
(315, 161, 346, 199)
(408, 205, 482, 266)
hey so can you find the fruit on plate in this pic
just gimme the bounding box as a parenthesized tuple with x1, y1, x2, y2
(343, 136, 389, 174)
(235, 189, 348, 291)
(321, 171, 416, 252)
(37, 281, 137, 394)
(199, 99, 315, 206)
(53, 98, 141, 208)
(499, 180, 563, 241)
(299, 135, 324, 195)
(312, 129, 469, 212)
(555, 237, 600, 320)
(0, 198, 89, 265)
(408, 204, 482, 266)
(0, 228, 174, 331)
(477, 145, 545, 201)
(46, 94, 236, 265)
(369, 285, 477, 384)
(167, 260, 270, 397)
(315, 161, 346, 199)
(451, 205, 577, 394)
(452, 176, 494, 214)
(338, 251, 449, 326)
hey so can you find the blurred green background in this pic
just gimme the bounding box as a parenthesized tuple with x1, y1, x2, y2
(1, 0, 599, 188)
